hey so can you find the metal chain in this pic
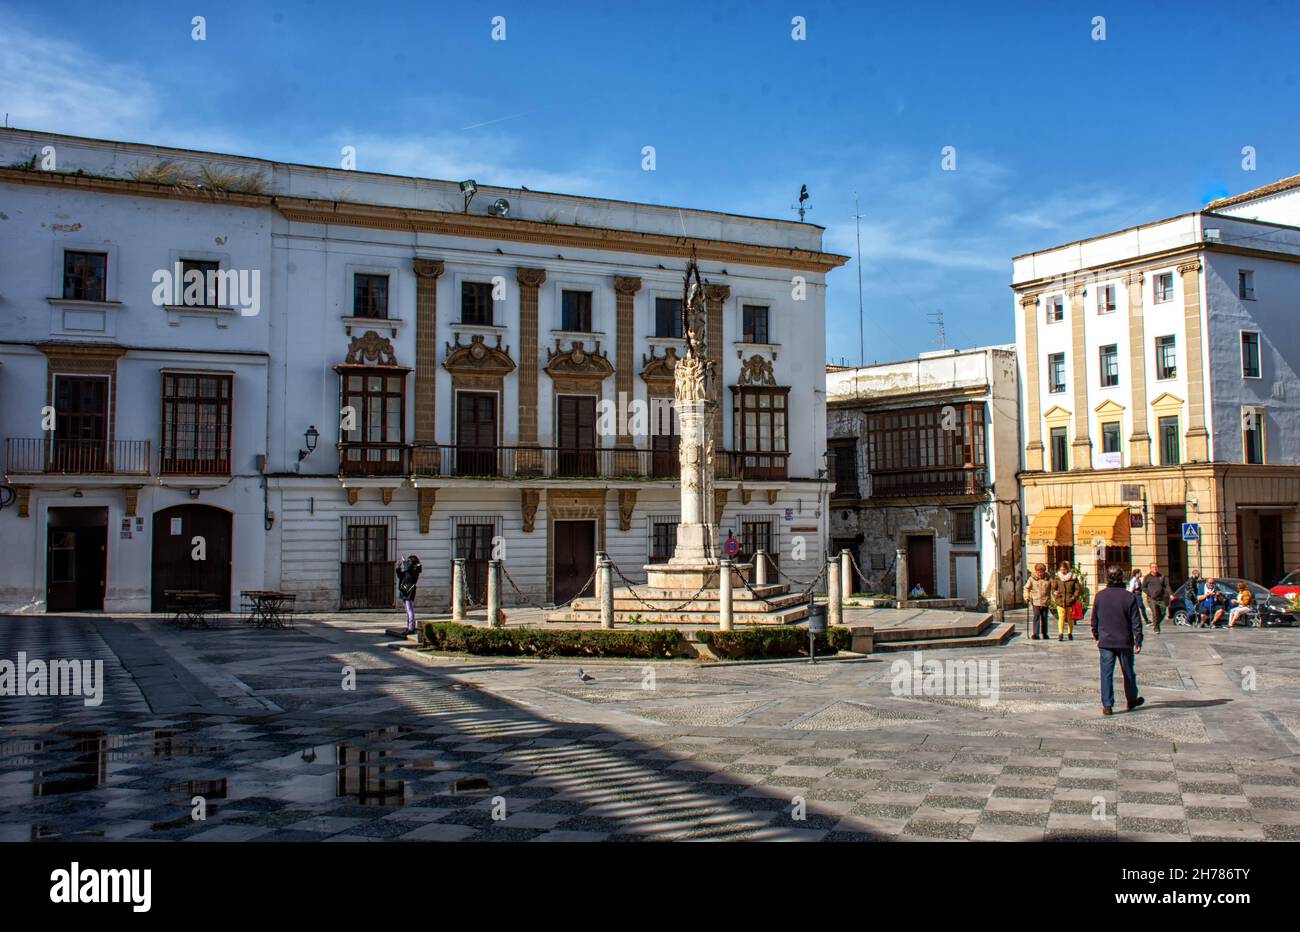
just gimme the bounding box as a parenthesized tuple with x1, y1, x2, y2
(605, 558, 712, 610)
(499, 562, 597, 611)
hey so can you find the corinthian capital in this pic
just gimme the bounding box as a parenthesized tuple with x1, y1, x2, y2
(703, 283, 730, 303)
(413, 258, 445, 278)
(516, 267, 547, 288)
(614, 275, 642, 296)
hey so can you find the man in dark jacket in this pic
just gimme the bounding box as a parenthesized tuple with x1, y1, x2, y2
(1141, 562, 1171, 633)
(1091, 564, 1145, 715)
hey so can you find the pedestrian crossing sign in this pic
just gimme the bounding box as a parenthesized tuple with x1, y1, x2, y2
(1181, 522, 1200, 542)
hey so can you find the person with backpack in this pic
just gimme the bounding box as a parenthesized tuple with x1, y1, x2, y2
(395, 554, 423, 634)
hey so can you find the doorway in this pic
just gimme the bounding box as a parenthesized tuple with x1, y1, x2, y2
(905, 534, 935, 596)
(52, 375, 109, 472)
(455, 392, 498, 476)
(1258, 512, 1284, 585)
(556, 395, 597, 477)
(151, 505, 233, 611)
(455, 521, 496, 604)
(953, 553, 980, 607)
(46, 507, 108, 612)
(1164, 508, 1188, 588)
(553, 520, 596, 605)
(831, 538, 860, 593)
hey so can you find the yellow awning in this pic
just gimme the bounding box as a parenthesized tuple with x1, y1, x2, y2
(1077, 506, 1131, 547)
(1027, 507, 1073, 544)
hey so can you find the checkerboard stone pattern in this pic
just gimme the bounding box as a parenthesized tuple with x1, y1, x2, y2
(1, 614, 1298, 841)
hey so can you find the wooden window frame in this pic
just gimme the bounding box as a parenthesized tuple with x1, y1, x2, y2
(353, 273, 390, 319)
(1155, 335, 1177, 380)
(655, 297, 683, 339)
(1241, 331, 1261, 379)
(1153, 271, 1174, 304)
(159, 371, 233, 475)
(1158, 415, 1180, 466)
(1049, 426, 1069, 472)
(1047, 352, 1066, 394)
(732, 386, 789, 478)
(1101, 420, 1122, 455)
(461, 281, 494, 326)
(339, 368, 408, 475)
(63, 250, 108, 302)
(1099, 343, 1120, 388)
(560, 289, 593, 333)
(742, 304, 770, 344)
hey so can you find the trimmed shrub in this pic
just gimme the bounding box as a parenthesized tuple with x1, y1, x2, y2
(420, 621, 692, 658)
(695, 625, 853, 660)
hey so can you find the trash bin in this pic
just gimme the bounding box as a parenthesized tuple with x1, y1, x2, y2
(807, 602, 827, 634)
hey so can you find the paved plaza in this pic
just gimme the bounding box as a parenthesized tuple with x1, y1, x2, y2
(2, 612, 1298, 842)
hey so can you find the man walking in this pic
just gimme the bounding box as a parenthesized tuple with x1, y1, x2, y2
(1023, 563, 1052, 640)
(1141, 562, 1171, 633)
(1091, 564, 1145, 716)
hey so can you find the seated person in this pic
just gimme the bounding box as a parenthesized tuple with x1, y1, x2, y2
(1195, 580, 1227, 627)
(909, 583, 927, 597)
(1227, 582, 1253, 628)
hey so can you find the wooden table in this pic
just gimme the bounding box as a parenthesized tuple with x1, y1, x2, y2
(240, 590, 297, 628)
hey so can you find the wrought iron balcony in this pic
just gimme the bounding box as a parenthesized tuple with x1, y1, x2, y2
(338, 442, 411, 477)
(5, 437, 151, 476)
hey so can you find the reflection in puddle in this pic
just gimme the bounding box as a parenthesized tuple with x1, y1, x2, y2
(451, 777, 492, 795)
(337, 745, 403, 805)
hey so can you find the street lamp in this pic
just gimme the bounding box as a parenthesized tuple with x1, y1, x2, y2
(298, 425, 319, 462)
(459, 179, 478, 213)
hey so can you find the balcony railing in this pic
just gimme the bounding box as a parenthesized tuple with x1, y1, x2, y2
(159, 449, 232, 476)
(5, 437, 151, 475)
(333, 443, 793, 481)
(868, 466, 987, 499)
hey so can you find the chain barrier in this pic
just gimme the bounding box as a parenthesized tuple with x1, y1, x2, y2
(499, 562, 596, 611)
(608, 559, 713, 613)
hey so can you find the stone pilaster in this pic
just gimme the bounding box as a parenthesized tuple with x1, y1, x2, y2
(1020, 292, 1044, 471)
(1068, 284, 1091, 467)
(613, 276, 641, 449)
(1179, 260, 1210, 462)
(704, 283, 730, 452)
(412, 259, 445, 445)
(1125, 271, 1151, 465)
(516, 268, 547, 445)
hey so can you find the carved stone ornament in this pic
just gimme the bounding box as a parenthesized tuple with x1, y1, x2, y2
(444, 333, 516, 375)
(737, 354, 776, 387)
(545, 340, 613, 380)
(521, 489, 540, 533)
(640, 345, 680, 385)
(516, 267, 548, 288)
(344, 330, 400, 367)
(614, 275, 642, 296)
(618, 489, 638, 532)
(412, 258, 445, 279)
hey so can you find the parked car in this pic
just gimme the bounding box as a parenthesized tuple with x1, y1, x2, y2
(1270, 569, 1300, 599)
(1169, 577, 1299, 627)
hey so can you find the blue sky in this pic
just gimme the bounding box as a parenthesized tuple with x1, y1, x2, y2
(3, 0, 1298, 362)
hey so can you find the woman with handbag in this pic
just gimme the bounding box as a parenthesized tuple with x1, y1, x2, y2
(1050, 561, 1082, 641)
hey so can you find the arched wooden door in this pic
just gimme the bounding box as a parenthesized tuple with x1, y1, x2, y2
(151, 505, 233, 611)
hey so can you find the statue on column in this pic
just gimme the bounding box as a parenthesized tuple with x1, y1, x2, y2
(670, 256, 718, 563)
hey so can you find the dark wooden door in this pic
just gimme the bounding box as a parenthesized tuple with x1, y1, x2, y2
(554, 520, 595, 605)
(1165, 509, 1188, 588)
(456, 523, 495, 604)
(53, 376, 108, 472)
(340, 522, 393, 609)
(151, 505, 233, 611)
(455, 392, 498, 476)
(1259, 513, 1284, 585)
(46, 525, 106, 611)
(556, 396, 597, 476)
(906, 535, 935, 596)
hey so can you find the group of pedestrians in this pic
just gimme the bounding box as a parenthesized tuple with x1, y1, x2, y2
(1021, 561, 1085, 640)
(1175, 570, 1253, 628)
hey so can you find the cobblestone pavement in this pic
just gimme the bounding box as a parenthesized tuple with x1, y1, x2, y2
(2, 614, 1298, 842)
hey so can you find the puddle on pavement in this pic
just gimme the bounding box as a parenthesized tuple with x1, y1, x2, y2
(450, 777, 492, 795)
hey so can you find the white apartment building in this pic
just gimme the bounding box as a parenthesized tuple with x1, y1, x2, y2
(0, 129, 845, 613)
(1014, 172, 1300, 588)
(825, 346, 1021, 612)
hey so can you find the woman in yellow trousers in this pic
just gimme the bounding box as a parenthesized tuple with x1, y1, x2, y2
(1049, 561, 1082, 641)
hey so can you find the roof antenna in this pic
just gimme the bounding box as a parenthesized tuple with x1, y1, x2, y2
(926, 310, 946, 349)
(853, 193, 865, 368)
(791, 184, 811, 223)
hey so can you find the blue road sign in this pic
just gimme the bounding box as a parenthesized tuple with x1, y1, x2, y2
(1182, 522, 1200, 542)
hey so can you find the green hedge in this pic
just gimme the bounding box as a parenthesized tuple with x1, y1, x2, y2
(420, 621, 692, 658)
(695, 625, 853, 659)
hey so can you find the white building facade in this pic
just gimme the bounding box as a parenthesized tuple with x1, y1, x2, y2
(0, 129, 845, 613)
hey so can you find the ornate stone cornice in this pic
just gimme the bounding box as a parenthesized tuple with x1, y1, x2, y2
(1125, 271, 1144, 286)
(737, 354, 777, 387)
(1018, 292, 1039, 309)
(640, 346, 680, 384)
(1178, 260, 1202, 275)
(614, 275, 642, 296)
(545, 340, 613, 380)
(516, 267, 547, 288)
(443, 333, 515, 375)
(413, 258, 445, 278)
(339, 330, 401, 367)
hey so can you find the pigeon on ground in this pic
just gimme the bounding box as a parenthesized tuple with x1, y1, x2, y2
(578, 668, 594, 682)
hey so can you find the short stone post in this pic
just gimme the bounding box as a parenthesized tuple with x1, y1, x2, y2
(827, 555, 842, 628)
(451, 558, 466, 621)
(840, 549, 853, 602)
(895, 547, 908, 603)
(598, 555, 614, 629)
(594, 550, 607, 603)
(753, 549, 768, 586)
(719, 560, 734, 631)
(487, 559, 502, 628)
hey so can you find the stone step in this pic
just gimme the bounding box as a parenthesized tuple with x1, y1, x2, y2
(872, 621, 1017, 652)
(568, 592, 808, 613)
(545, 603, 811, 626)
(872, 614, 994, 643)
(601, 584, 792, 600)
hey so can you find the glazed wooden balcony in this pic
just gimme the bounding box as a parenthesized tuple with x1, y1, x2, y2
(5, 437, 151, 476)
(868, 465, 987, 499)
